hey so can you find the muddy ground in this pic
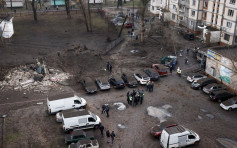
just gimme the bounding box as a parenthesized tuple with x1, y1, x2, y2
(0, 12, 237, 148)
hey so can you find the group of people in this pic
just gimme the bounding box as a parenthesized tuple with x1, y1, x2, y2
(127, 89, 144, 106)
(146, 80, 154, 92)
(101, 104, 110, 118)
(106, 62, 112, 73)
(99, 124, 116, 144)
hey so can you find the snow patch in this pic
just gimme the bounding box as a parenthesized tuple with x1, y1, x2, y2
(147, 105, 172, 123)
(114, 102, 126, 110)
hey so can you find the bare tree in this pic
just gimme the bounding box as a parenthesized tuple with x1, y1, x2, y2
(65, 0, 71, 18)
(117, 0, 122, 8)
(87, 0, 92, 32)
(79, 0, 89, 32)
(31, 0, 37, 21)
(139, 0, 149, 43)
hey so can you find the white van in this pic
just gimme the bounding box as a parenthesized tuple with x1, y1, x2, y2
(56, 109, 85, 122)
(62, 110, 101, 132)
(160, 125, 200, 148)
(47, 93, 87, 114)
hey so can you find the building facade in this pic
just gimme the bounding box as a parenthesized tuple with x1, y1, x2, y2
(205, 47, 237, 91)
(149, 0, 237, 45)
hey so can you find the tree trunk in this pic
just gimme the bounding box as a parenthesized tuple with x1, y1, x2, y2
(140, 7, 145, 43)
(10, 0, 12, 10)
(79, 0, 89, 32)
(31, 0, 37, 21)
(118, 15, 127, 37)
(25, 0, 28, 9)
(65, 0, 71, 18)
(88, 0, 92, 32)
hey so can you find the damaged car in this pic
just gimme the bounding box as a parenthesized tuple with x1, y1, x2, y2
(81, 77, 97, 94)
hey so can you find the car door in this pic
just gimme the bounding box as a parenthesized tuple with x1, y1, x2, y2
(178, 135, 188, 147)
(87, 117, 96, 128)
(78, 118, 87, 129)
(186, 135, 196, 145)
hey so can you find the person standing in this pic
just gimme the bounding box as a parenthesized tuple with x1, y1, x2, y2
(106, 62, 110, 71)
(105, 105, 110, 118)
(185, 57, 188, 64)
(111, 131, 116, 144)
(129, 95, 133, 105)
(186, 48, 189, 55)
(99, 124, 104, 137)
(150, 81, 154, 92)
(169, 65, 173, 74)
(106, 130, 110, 143)
(102, 104, 106, 114)
(146, 81, 150, 91)
(127, 91, 130, 104)
(140, 90, 144, 104)
(109, 64, 112, 73)
(178, 68, 182, 77)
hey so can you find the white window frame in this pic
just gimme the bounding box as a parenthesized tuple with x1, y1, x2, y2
(192, 0, 196, 6)
(228, 9, 234, 17)
(226, 21, 232, 28)
(230, 0, 236, 4)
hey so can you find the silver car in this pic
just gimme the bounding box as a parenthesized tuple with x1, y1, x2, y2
(203, 83, 226, 94)
(96, 78, 110, 91)
(187, 74, 207, 83)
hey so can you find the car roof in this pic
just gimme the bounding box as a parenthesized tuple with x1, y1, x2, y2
(63, 110, 89, 118)
(78, 139, 91, 145)
(144, 68, 157, 73)
(165, 125, 186, 134)
(212, 90, 232, 95)
(197, 77, 215, 83)
(205, 83, 222, 88)
(48, 92, 74, 101)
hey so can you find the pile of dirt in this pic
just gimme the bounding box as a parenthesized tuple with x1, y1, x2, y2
(0, 66, 11, 81)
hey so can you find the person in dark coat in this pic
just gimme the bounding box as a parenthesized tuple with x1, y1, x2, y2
(169, 65, 173, 74)
(102, 104, 106, 114)
(106, 130, 110, 143)
(140, 90, 144, 104)
(109, 64, 112, 73)
(99, 124, 104, 137)
(105, 106, 110, 117)
(111, 131, 116, 144)
(106, 62, 110, 71)
(127, 91, 130, 104)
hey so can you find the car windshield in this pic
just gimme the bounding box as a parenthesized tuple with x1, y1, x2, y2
(91, 113, 97, 120)
(144, 77, 150, 80)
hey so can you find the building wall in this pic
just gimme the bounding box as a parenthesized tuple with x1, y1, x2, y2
(206, 49, 237, 91)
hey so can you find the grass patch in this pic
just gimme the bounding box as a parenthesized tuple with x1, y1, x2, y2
(4, 132, 22, 143)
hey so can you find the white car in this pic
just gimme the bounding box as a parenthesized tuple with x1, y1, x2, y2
(134, 73, 150, 85)
(187, 74, 207, 83)
(220, 98, 237, 111)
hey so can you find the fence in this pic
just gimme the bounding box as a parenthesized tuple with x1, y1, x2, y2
(104, 36, 124, 54)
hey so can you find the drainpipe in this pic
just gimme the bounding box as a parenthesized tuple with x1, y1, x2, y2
(195, 0, 200, 31)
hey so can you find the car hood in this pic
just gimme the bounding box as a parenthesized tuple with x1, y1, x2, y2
(151, 125, 162, 133)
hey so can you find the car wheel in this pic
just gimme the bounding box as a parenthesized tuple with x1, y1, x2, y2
(194, 141, 199, 146)
(228, 107, 232, 111)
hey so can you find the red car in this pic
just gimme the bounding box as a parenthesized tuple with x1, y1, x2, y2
(150, 121, 177, 138)
(124, 23, 133, 28)
(152, 64, 168, 76)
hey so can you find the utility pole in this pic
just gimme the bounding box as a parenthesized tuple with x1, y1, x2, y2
(132, 0, 134, 26)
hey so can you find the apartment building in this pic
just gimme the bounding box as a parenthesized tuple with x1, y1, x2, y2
(150, 0, 169, 15)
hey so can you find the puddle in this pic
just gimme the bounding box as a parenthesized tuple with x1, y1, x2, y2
(147, 105, 172, 123)
(113, 102, 126, 110)
(118, 123, 127, 129)
(206, 114, 214, 119)
(216, 138, 237, 148)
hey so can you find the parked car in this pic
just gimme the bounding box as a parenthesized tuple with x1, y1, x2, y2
(62, 110, 101, 133)
(161, 56, 177, 68)
(144, 69, 159, 81)
(150, 121, 177, 138)
(124, 23, 133, 28)
(47, 93, 87, 114)
(110, 17, 123, 23)
(184, 33, 194, 40)
(152, 64, 168, 76)
(191, 77, 217, 90)
(56, 109, 85, 123)
(65, 129, 94, 145)
(68, 139, 99, 148)
(81, 77, 97, 94)
(187, 74, 207, 83)
(121, 73, 138, 88)
(108, 76, 125, 89)
(203, 83, 226, 94)
(209, 90, 236, 102)
(160, 125, 200, 148)
(134, 71, 150, 85)
(220, 97, 237, 111)
(96, 77, 110, 91)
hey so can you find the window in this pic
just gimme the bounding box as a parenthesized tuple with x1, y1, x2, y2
(74, 100, 81, 104)
(224, 33, 230, 41)
(228, 9, 234, 17)
(226, 22, 232, 28)
(188, 135, 196, 139)
(230, 0, 236, 4)
(152, 6, 154, 10)
(235, 36, 237, 43)
(204, 1, 208, 8)
(88, 117, 95, 122)
(192, 0, 196, 5)
(191, 10, 195, 16)
(190, 21, 194, 26)
(173, 5, 177, 10)
(172, 14, 175, 20)
(202, 12, 206, 19)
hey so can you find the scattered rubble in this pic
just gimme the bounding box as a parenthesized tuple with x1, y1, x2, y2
(118, 123, 127, 129)
(206, 114, 214, 119)
(0, 64, 72, 93)
(113, 102, 126, 110)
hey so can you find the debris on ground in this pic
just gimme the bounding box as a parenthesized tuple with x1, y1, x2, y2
(198, 115, 203, 120)
(0, 62, 72, 92)
(37, 102, 44, 105)
(206, 114, 214, 119)
(118, 123, 127, 129)
(216, 138, 237, 148)
(147, 105, 172, 123)
(113, 102, 126, 110)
